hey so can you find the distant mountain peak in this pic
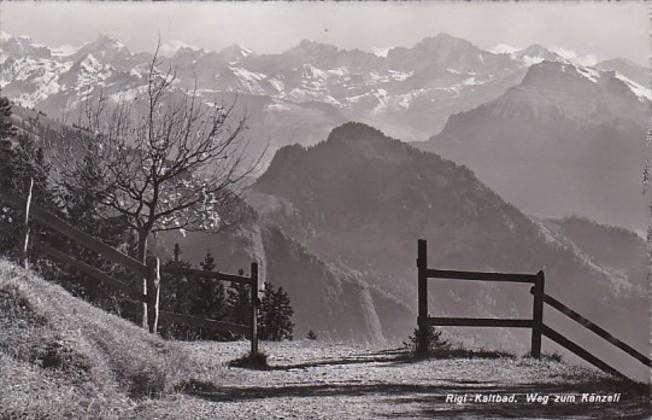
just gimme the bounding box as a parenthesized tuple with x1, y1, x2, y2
(514, 44, 564, 65)
(298, 39, 335, 49)
(219, 44, 255, 63)
(0, 33, 52, 59)
(161, 40, 205, 57)
(521, 60, 593, 85)
(326, 122, 392, 144)
(414, 33, 476, 51)
(521, 44, 552, 55)
(287, 39, 339, 56)
(70, 33, 132, 65)
(90, 33, 126, 50)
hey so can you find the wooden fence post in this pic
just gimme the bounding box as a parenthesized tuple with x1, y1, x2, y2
(250, 262, 259, 355)
(20, 178, 34, 269)
(146, 256, 160, 334)
(417, 239, 429, 357)
(530, 270, 544, 358)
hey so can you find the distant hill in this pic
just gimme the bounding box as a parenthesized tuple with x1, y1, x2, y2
(250, 122, 648, 360)
(541, 216, 648, 295)
(596, 58, 649, 87)
(154, 213, 413, 343)
(418, 61, 650, 232)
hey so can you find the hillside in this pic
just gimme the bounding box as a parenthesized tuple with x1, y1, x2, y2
(543, 216, 648, 293)
(0, 259, 190, 418)
(419, 61, 650, 232)
(250, 123, 648, 364)
(596, 58, 649, 87)
(154, 214, 414, 343)
(5, 103, 411, 344)
(1, 259, 648, 419)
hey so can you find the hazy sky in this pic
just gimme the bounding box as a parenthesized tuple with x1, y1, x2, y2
(1, 1, 649, 66)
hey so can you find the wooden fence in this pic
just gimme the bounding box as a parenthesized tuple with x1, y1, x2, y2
(0, 186, 259, 354)
(416, 239, 650, 379)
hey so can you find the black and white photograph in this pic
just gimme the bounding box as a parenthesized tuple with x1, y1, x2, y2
(0, 1, 650, 418)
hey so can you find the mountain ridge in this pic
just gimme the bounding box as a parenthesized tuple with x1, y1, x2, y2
(249, 122, 647, 379)
(3, 31, 648, 148)
(418, 60, 649, 231)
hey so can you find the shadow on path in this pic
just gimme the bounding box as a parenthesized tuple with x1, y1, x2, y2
(266, 355, 403, 371)
(181, 348, 650, 418)
(177, 379, 650, 418)
(383, 384, 650, 419)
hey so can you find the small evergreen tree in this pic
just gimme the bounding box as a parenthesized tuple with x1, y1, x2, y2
(0, 133, 55, 260)
(163, 243, 194, 314)
(190, 249, 230, 340)
(306, 330, 317, 340)
(193, 249, 227, 320)
(404, 325, 450, 355)
(258, 282, 294, 341)
(159, 243, 197, 340)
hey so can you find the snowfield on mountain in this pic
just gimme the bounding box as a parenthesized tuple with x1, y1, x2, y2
(2, 31, 649, 146)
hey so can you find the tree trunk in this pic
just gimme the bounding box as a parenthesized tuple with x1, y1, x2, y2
(137, 231, 148, 328)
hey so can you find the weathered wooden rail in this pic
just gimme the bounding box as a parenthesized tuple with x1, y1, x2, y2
(417, 239, 544, 358)
(416, 239, 650, 379)
(0, 186, 259, 354)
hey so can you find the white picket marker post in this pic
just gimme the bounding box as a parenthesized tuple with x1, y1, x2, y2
(21, 178, 34, 269)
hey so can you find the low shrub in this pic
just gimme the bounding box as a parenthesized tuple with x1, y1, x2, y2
(403, 326, 514, 360)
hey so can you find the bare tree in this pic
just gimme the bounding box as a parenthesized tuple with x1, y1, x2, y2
(55, 51, 260, 323)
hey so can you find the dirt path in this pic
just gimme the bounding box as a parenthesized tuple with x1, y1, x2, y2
(134, 341, 651, 419)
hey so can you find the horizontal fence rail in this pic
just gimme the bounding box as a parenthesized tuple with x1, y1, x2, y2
(0, 187, 148, 276)
(427, 269, 539, 283)
(0, 220, 146, 301)
(417, 239, 544, 358)
(541, 324, 625, 378)
(35, 236, 147, 302)
(417, 238, 647, 380)
(426, 317, 534, 328)
(531, 290, 652, 368)
(164, 266, 252, 285)
(159, 310, 249, 335)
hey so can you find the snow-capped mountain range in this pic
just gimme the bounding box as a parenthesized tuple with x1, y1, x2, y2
(2, 31, 649, 148)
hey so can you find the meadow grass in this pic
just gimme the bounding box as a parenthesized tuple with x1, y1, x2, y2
(0, 260, 190, 419)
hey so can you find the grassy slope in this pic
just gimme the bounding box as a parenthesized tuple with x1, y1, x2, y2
(0, 260, 191, 419)
(0, 259, 648, 419)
